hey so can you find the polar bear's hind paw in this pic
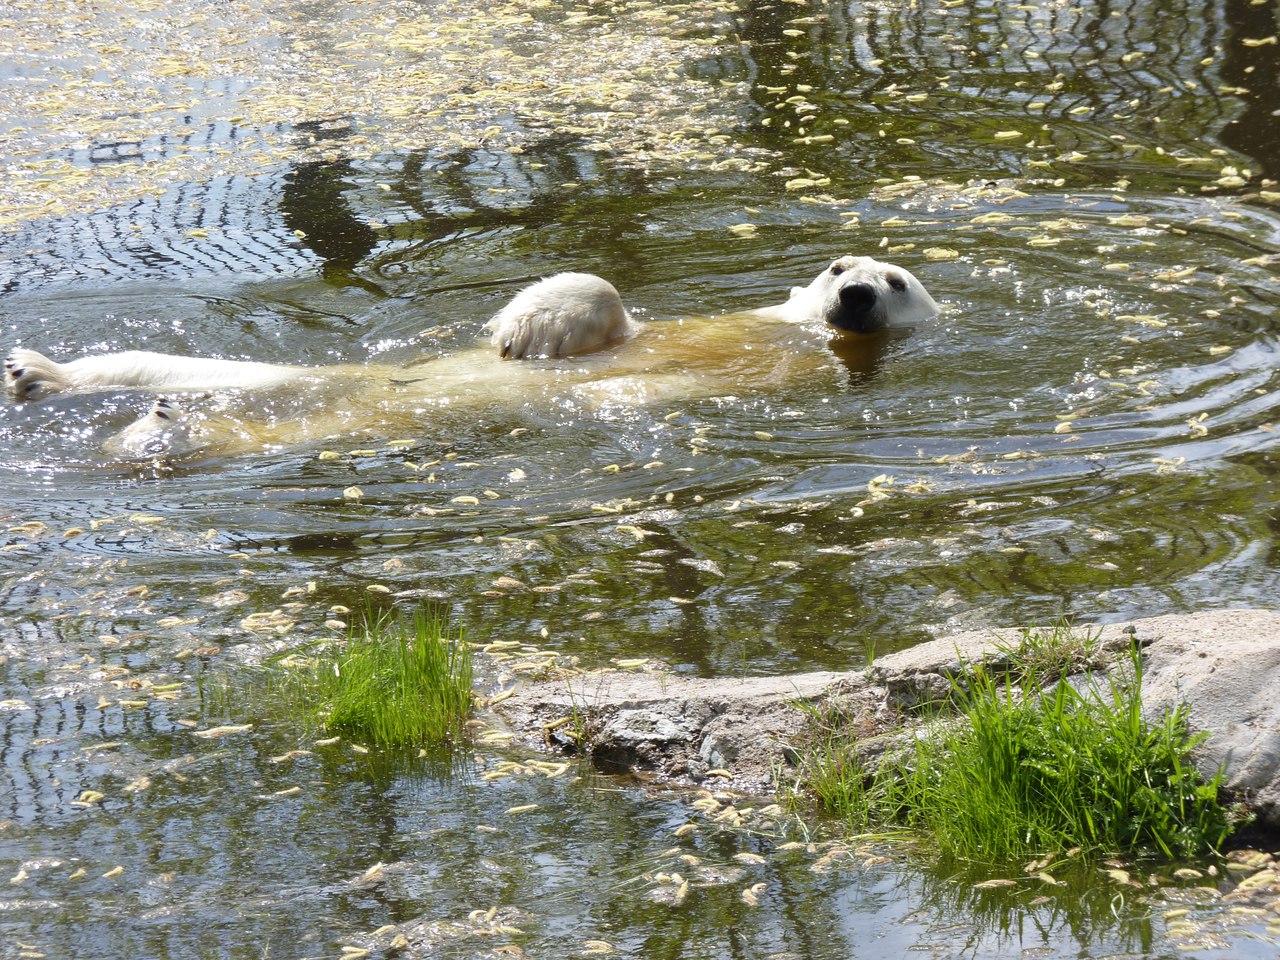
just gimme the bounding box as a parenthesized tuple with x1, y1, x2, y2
(5, 348, 71, 402)
(104, 397, 191, 458)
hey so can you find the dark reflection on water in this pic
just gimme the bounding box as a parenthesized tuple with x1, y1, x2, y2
(3, 0, 1280, 956)
(1221, 0, 1280, 180)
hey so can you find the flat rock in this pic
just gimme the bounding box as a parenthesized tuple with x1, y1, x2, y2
(495, 670, 847, 792)
(494, 609, 1280, 827)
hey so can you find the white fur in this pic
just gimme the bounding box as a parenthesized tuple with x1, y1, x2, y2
(761, 255, 940, 332)
(4, 258, 939, 455)
(5, 347, 311, 400)
(485, 272, 634, 359)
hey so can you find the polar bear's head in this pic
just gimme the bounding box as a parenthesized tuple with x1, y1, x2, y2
(787, 256, 940, 333)
(488, 272, 634, 359)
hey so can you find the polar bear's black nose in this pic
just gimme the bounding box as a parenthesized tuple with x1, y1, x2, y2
(830, 281, 881, 332)
(839, 282, 876, 313)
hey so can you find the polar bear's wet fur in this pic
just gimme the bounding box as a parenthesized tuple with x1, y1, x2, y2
(5, 256, 939, 455)
(486, 272, 636, 360)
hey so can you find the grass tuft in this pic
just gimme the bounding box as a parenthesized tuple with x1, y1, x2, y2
(803, 731, 878, 833)
(803, 629, 1231, 862)
(214, 604, 474, 749)
(992, 618, 1106, 684)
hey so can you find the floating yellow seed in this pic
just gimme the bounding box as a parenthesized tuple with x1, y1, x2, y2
(123, 776, 152, 794)
(193, 724, 253, 738)
(923, 247, 959, 260)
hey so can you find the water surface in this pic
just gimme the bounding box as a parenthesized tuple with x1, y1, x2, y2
(2, 0, 1279, 955)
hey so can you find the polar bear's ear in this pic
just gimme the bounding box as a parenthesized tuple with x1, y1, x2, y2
(788, 286, 805, 300)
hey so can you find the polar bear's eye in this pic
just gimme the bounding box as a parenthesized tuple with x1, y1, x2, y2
(830, 263, 845, 276)
(886, 274, 908, 292)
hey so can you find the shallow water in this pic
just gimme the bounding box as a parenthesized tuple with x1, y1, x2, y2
(2, 0, 1280, 956)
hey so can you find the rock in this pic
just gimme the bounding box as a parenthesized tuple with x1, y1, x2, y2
(492, 609, 1280, 827)
(1128, 610, 1280, 828)
(495, 670, 844, 792)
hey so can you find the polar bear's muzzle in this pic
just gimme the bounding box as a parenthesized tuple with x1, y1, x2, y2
(830, 281, 886, 333)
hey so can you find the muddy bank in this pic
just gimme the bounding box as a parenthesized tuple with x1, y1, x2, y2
(494, 609, 1280, 826)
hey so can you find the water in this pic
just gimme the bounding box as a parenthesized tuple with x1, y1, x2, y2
(2, 0, 1279, 955)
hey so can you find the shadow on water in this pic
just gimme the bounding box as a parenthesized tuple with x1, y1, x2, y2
(2, 0, 1280, 956)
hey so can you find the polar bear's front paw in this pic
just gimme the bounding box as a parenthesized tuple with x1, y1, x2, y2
(5, 348, 72, 402)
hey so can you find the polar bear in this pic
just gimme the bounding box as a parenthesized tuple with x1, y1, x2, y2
(485, 256, 937, 358)
(4, 256, 938, 455)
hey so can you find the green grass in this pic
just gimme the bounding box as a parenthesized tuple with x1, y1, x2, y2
(215, 604, 474, 749)
(802, 727, 879, 834)
(804, 632, 1231, 862)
